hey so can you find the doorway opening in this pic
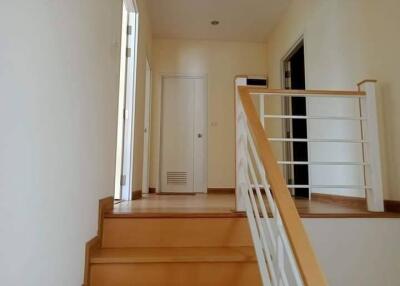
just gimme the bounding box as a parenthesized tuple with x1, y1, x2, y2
(141, 58, 152, 194)
(159, 75, 207, 194)
(114, 0, 139, 201)
(282, 39, 309, 198)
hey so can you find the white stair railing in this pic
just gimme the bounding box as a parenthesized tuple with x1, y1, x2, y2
(242, 130, 303, 286)
(236, 80, 384, 286)
(236, 79, 384, 212)
(237, 86, 327, 286)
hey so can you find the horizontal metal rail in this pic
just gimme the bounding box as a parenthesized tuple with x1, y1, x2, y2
(249, 90, 365, 98)
(264, 115, 366, 121)
(277, 161, 368, 166)
(249, 184, 371, 190)
(250, 93, 365, 98)
(250, 183, 371, 190)
(269, 138, 367, 143)
(286, 184, 371, 189)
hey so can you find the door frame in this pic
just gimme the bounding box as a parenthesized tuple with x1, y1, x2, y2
(141, 57, 152, 194)
(158, 74, 208, 194)
(280, 36, 311, 198)
(114, 0, 139, 201)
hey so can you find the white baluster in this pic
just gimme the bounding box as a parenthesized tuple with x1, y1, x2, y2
(259, 94, 265, 128)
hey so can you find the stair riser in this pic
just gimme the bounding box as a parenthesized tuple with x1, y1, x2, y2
(102, 217, 252, 248)
(90, 262, 261, 286)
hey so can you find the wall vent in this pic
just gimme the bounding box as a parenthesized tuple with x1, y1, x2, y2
(167, 172, 187, 185)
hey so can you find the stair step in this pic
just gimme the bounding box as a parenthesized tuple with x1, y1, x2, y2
(102, 217, 252, 248)
(89, 246, 261, 286)
(91, 246, 256, 264)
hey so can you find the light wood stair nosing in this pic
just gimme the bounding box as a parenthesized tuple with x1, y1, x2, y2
(90, 246, 257, 264)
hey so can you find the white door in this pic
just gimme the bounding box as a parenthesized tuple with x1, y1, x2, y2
(142, 59, 151, 194)
(161, 76, 207, 193)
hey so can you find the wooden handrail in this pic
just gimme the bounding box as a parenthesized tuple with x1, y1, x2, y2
(357, 79, 377, 89)
(239, 86, 328, 286)
(246, 86, 366, 97)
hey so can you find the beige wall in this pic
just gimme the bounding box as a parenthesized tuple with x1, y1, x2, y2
(0, 0, 121, 284)
(304, 218, 400, 286)
(265, 0, 400, 200)
(132, 0, 153, 192)
(150, 39, 268, 189)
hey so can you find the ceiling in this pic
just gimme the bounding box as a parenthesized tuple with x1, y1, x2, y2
(147, 0, 291, 43)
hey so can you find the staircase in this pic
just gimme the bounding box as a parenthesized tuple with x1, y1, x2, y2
(84, 79, 384, 286)
(86, 211, 262, 286)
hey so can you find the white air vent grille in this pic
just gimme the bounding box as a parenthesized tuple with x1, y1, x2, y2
(167, 172, 187, 185)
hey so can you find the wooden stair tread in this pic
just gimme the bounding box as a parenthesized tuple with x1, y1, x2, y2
(104, 211, 246, 218)
(91, 247, 256, 264)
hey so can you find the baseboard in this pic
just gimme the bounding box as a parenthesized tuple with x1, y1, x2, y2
(83, 236, 99, 286)
(312, 194, 400, 213)
(384, 200, 400, 213)
(311, 193, 366, 209)
(84, 196, 113, 286)
(157, 192, 196, 195)
(132, 190, 142, 200)
(147, 188, 235, 194)
(209, 188, 268, 195)
(208, 188, 235, 194)
(98, 196, 114, 239)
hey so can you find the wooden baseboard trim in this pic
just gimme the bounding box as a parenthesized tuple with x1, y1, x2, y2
(105, 212, 247, 218)
(83, 236, 99, 286)
(312, 193, 400, 214)
(83, 196, 113, 285)
(311, 193, 367, 209)
(384, 200, 400, 213)
(157, 192, 196, 195)
(207, 188, 235, 194)
(98, 196, 114, 240)
(146, 188, 236, 194)
(132, 190, 142, 200)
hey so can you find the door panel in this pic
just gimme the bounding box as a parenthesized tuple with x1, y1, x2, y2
(161, 77, 195, 193)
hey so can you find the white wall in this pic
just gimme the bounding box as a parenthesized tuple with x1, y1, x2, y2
(265, 0, 400, 199)
(150, 39, 268, 189)
(131, 0, 153, 192)
(307, 96, 365, 197)
(0, 0, 122, 284)
(304, 218, 400, 286)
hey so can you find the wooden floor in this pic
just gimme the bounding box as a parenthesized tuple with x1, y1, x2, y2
(108, 193, 400, 218)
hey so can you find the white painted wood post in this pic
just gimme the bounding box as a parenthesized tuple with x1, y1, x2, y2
(358, 80, 384, 212)
(259, 94, 265, 128)
(235, 77, 248, 211)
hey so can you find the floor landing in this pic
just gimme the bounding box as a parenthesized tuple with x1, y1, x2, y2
(108, 193, 400, 218)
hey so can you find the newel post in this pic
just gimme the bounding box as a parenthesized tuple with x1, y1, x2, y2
(235, 77, 248, 211)
(358, 80, 384, 212)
